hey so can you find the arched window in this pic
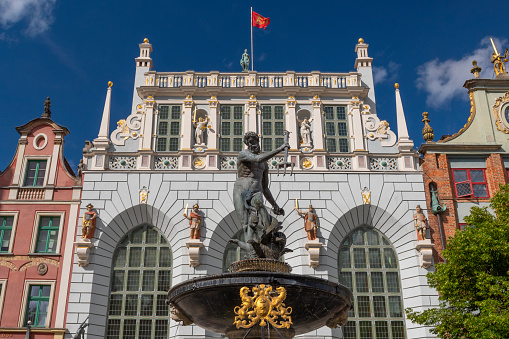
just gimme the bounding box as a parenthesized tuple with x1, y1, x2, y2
(223, 229, 251, 272)
(106, 226, 172, 339)
(504, 106, 509, 124)
(338, 227, 406, 339)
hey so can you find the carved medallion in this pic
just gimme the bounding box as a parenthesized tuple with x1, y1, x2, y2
(492, 92, 509, 134)
(37, 263, 48, 275)
(193, 157, 206, 169)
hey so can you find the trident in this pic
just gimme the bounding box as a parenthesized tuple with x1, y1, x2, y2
(277, 130, 294, 176)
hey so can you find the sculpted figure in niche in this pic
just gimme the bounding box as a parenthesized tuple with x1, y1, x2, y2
(228, 132, 290, 258)
(194, 116, 210, 146)
(414, 205, 428, 240)
(299, 117, 314, 147)
(82, 204, 97, 239)
(184, 203, 202, 240)
(295, 204, 318, 240)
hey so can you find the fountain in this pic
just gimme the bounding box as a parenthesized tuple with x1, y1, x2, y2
(167, 132, 353, 338)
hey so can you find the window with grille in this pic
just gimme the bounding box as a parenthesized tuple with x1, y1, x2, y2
(24, 160, 47, 187)
(24, 285, 51, 327)
(106, 226, 172, 339)
(338, 227, 406, 339)
(261, 105, 285, 152)
(35, 217, 60, 253)
(0, 216, 13, 252)
(220, 105, 244, 152)
(452, 169, 488, 198)
(156, 105, 181, 152)
(324, 106, 349, 153)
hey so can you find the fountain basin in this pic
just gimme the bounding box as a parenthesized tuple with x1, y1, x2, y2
(167, 271, 352, 337)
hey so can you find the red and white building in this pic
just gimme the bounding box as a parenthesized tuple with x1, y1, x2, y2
(0, 103, 82, 339)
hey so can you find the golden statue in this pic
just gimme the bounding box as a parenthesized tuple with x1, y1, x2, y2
(490, 38, 508, 77)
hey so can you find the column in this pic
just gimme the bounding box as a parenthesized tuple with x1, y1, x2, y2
(141, 96, 155, 150)
(208, 96, 219, 150)
(286, 95, 298, 150)
(247, 95, 258, 133)
(182, 95, 194, 150)
(350, 97, 365, 151)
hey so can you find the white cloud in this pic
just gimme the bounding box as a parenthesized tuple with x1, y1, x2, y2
(416, 36, 507, 108)
(0, 0, 56, 37)
(373, 62, 400, 84)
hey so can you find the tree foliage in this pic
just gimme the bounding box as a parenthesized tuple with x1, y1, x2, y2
(406, 184, 509, 339)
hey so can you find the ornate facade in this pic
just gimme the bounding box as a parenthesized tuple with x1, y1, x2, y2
(0, 104, 82, 338)
(64, 38, 440, 339)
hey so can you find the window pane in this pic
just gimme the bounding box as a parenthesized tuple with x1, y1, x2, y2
(107, 319, 121, 338)
(356, 272, 368, 292)
(139, 319, 152, 339)
(262, 138, 272, 152)
(159, 248, 171, 267)
(384, 248, 397, 268)
(123, 319, 137, 339)
(124, 295, 138, 316)
(339, 139, 349, 152)
(338, 122, 347, 136)
(274, 122, 284, 136)
(339, 272, 353, 290)
(262, 106, 271, 119)
(222, 122, 231, 135)
(339, 248, 351, 268)
(36, 301, 49, 326)
(129, 248, 142, 266)
(144, 248, 157, 267)
(359, 321, 372, 339)
(156, 295, 169, 316)
(263, 122, 272, 135)
(357, 296, 371, 317)
(391, 321, 406, 339)
(233, 122, 243, 136)
(109, 294, 123, 316)
(470, 169, 485, 182)
(0, 230, 11, 251)
(220, 138, 230, 152)
(233, 106, 243, 119)
(456, 182, 472, 196)
(324, 107, 334, 120)
(326, 138, 337, 152)
(115, 247, 127, 267)
(169, 138, 179, 151)
(389, 296, 403, 317)
(275, 138, 284, 148)
(142, 271, 155, 291)
(155, 320, 168, 339)
(366, 229, 379, 245)
(386, 272, 400, 292)
(233, 138, 243, 152)
(140, 294, 153, 316)
(325, 122, 335, 136)
(473, 184, 487, 197)
(170, 122, 180, 135)
(146, 229, 158, 244)
(343, 321, 357, 339)
(111, 270, 125, 292)
(157, 138, 166, 151)
(158, 121, 168, 135)
(352, 229, 364, 245)
(274, 106, 284, 119)
(369, 249, 382, 268)
(171, 106, 181, 119)
(453, 170, 468, 182)
(375, 321, 389, 339)
(158, 271, 171, 291)
(47, 230, 58, 252)
(221, 107, 230, 120)
(127, 270, 140, 291)
(41, 286, 51, 296)
(337, 106, 346, 120)
(159, 106, 169, 119)
(353, 248, 366, 268)
(132, 229, 143, 243)
(373, 296, 386, 317)
(371, 272, 384, 293)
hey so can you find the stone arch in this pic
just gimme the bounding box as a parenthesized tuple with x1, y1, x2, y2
(69, 203, 183, 339)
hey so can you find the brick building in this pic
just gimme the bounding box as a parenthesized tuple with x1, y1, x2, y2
(0, 102, 82, 338)
(420, 71, 509, 262)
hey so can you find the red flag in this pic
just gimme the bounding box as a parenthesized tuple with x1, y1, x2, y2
(252, 11, 270, 30)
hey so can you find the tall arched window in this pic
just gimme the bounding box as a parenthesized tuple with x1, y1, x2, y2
(223, 229, 251, 272)
(338, 227, 406, 339)
(106, 226, 172, 339)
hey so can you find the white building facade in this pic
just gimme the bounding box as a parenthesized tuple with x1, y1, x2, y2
(66, 39, 439, 339)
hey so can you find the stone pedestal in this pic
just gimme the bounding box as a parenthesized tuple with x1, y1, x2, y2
(186, 239, 204, 267)
(74, 238, 94, 267)
(415, 239, 434, 268)
(305, 239, 322, 268)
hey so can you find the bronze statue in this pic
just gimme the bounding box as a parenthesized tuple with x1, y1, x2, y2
(184, 203, 202, 240)
(228, 131, 290, 259)
(42, 97, 51, 118)
(240, 49, 250, 72)
(82, 204, 97, 239)
(295, 204, 318, 240)
(414, 205, 428, 240)
(77, 159, 86, 177)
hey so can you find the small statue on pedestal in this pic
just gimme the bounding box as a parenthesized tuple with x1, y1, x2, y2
(184, 203, 202, 240)
(414, 205, 428, 240)
(82, 204, 97, 239)
(299, 117, 314, 147)
(240, 49, 250, 72)
(194, 116, 210, 146)
(295, 200, 318, 240)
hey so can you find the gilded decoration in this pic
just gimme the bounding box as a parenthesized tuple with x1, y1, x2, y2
(109, 156, 137, 169)
(0, 256, 60, 271)
(193, 157, 206, 169)
(439, 91, 476, 142)
(301, 158, 313, 169)
(492, 91, 509, 134)
(233, 285, 293, 329)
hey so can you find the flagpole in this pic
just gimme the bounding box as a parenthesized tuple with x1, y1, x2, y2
(250, 6, 254, 71)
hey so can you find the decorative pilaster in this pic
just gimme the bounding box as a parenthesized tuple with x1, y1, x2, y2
(141, 95, 155, 150)
(286, 95, 298, 150)
(311, 95, 324, 150)
(350, 96, 365, 151)
(208, 96, 219, 150)
(182, 95, 194, 150)
(247, 95, 258, 134)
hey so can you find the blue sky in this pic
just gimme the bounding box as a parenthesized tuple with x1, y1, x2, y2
(1, 0, 507, 172)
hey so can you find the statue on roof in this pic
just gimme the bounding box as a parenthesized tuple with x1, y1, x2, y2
(490, 38, 508, 78)
(42, 97, 51, 118)
(240, 49, 250, 72)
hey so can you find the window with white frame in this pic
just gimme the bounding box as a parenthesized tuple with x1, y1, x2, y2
(324, 106, 349, 153)
(156, 105, 181, 152)
(261, 105, 285, 152)
(30, 212, 64, 254)
(452, 169, 489, 198)
(0, 213, 17, 253)
(0, 279, 6, 321)
(19, 281, 55, 328)
(220, 105, 244, 152)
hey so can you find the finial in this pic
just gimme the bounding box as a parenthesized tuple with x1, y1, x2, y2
(358, 38, 364, 44)
(422, 112, 434, 142)
(470, 60, 482, 78)
(108, 81, 113, 88)
(394, 83, 399, 89)
(42, 97, 51, 118)
(143, 38, 149, 43)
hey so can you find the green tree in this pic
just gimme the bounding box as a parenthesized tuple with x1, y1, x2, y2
(406, 184, 509, 339)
